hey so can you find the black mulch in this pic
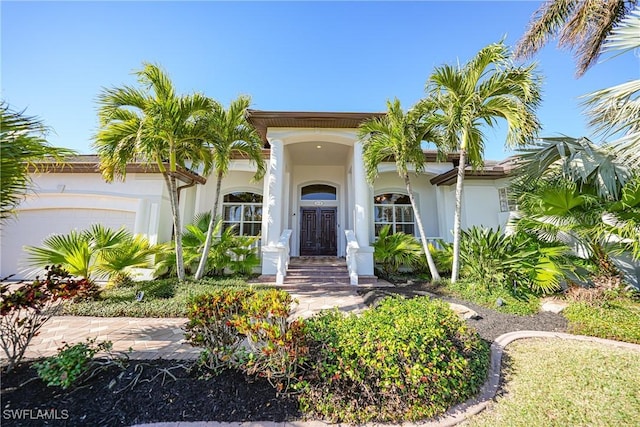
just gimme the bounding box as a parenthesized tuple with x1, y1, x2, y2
(1, 284, 567, 426)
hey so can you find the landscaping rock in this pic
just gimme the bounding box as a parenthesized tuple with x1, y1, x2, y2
(541, 298, 569, 314)
(448, 302, 481, 320)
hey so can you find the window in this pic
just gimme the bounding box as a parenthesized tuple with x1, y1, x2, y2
(223, 192, 263, 236)
(373, 193, 415, 236)
(498, 188, 517, 212)
(301, 184, 336, 200)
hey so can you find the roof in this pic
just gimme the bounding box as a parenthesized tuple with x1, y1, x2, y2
(245, 110, 386, 145)
(429, 157, 517, 185)
(28, 155, 207, 185)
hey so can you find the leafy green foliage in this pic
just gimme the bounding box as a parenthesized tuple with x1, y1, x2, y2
(373, 225, 422, 277)
(25, 224, 159, 283)
(300, 297, 489, 423)
(34, 338, 117, 389)
(455, 226, 576, 294)
(0, 266, 96, 372)
(564, 296, 640, 344)
(63, 278, 250, 318)
(185, 288, 306, 390)
(160, 213, 260, 278)
(0, 102, 75, 223)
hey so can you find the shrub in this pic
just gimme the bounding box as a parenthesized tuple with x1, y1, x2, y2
(0, 266, 95, 372)
(184, 288, 306, 390)
(299, 296, 489, 423)
(441, 278, 540, 315)
(34, 338, 122, 389)
(373, 225, 423, 277)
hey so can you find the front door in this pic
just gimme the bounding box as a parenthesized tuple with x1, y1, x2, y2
(300, 208, 337, 256)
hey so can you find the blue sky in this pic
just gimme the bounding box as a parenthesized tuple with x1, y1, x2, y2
(2, 1, 638, 161)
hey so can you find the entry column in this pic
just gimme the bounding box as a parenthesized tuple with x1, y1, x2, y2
(261, 139, 287, 278)
(352, 140, 374, 276)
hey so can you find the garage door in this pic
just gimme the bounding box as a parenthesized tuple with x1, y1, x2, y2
(0, 208, 135, 279)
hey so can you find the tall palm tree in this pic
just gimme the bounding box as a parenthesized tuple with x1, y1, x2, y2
(193, 95, 266, 280)
(0, 102, 74, 224)
(515, 0, 638, 77)
(358, 98, 441, 281)
(424, 42, 542, 283)
(93, 63, 213, 281)
(582, 6, 640, 168)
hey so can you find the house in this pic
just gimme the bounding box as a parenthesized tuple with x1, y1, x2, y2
(0, 110, 516, 282)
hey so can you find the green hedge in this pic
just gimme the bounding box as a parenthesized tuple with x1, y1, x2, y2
(300, 296, 490, 423)
(564, 298, 640, 344)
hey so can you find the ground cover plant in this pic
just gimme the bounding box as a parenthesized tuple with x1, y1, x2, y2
(62, 277, 253, 318)
(300, 296, 490, 423)
(466, 338, 640, 427)
(564, 295, 640, 344)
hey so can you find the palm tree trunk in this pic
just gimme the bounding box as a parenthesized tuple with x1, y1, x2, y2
(451, 149, 467, 283)
(194, 170, 224, 280)
(163, 172, 186, 281)
(404, 174, 441, 281)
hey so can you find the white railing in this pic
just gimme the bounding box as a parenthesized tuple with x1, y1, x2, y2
(345, 230, 359, 285)
(275, 229, 292, 285)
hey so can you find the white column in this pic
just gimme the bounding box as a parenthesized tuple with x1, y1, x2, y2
(352, 140, 374, 276)
(261, 139, 285, 276)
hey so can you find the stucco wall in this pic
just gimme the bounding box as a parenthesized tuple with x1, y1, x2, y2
(0, 172, 169, 279)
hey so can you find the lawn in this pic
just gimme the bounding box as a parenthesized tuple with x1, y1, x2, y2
(62, 277, 261, 317)
(465, 338, 640, 427)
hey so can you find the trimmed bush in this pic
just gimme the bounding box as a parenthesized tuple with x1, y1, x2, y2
(185, 288, 307, 390)
(300, 296, 489, 423)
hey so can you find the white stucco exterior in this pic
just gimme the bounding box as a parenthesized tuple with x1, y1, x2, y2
(0, 111, 517, 281)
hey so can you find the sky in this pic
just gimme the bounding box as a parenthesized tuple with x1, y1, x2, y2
(2, 0, 639, 161)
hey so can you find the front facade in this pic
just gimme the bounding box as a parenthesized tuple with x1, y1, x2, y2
(0, 111, 515, 281)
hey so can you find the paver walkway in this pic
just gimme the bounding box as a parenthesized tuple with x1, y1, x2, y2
(10, 286, 367, 361)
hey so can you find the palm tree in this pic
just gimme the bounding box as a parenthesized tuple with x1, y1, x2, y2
(424, 42, 542, 283)
(582, 6, 640, 169)
(358, 98, 441, 281)
(193, 96, 265, 280)
(515, 0, 638, 77)
(93, 63, 213, 281)
(25, 224, 158, 282)
(0, 102, 74, 224)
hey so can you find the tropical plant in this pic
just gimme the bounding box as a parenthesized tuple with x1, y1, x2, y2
(172, 212, 259, 277)
(423, 41, 542, 283)
(515, 0, 638, 77)
(93, 62, 214, 281)
(358, 99, 442, 280)
(0, 102, 74, 223)
(24, 224, 158, 282)
(372, 225, 423, 278)
(193, 96, 265, 280)
(582, 6, 640, 169)
(512, 137, 640, 276)
(458, 226, 576, 294)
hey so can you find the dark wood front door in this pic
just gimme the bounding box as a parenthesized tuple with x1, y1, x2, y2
(300, 208, 337, 256)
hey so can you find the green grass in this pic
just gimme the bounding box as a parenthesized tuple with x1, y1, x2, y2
(434, 279, 540, 315)
(466, 338, 640, 427)
(564, 298, 640, 344)
(62, 277, 261, 318)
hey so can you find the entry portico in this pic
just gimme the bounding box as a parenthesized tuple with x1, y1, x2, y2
(246, 111, 385, 282)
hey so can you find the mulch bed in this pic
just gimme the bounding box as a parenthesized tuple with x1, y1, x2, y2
(1, 360, 300, 426)
(1, 284, 567, 426)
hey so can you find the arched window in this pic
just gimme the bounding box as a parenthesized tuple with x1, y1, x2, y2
(373, 193, 415, 236)
(223, 192, 263, 236)
(301, 184, 337, 201)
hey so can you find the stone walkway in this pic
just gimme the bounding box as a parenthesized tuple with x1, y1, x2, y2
(12, 286, 367, 361)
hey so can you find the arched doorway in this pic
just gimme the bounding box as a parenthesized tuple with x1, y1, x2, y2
(299, 184, 337, 256)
